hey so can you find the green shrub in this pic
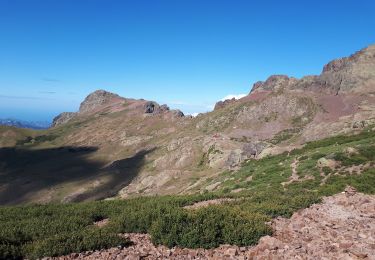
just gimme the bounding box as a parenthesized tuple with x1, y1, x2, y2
(359, 145, 375, 160)
(151, 207, 271, 248)
(334, 152, 367, 166)
(322, 166, 332, 175)
(23, 229, 128, 259)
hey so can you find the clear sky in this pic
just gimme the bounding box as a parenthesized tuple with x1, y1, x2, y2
(0, 0, 374, 122)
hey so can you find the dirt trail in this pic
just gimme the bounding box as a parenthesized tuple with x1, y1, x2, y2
(50, 187, 375, 259)
(183, 198, 236, 210)
(281, 158, 299, 186)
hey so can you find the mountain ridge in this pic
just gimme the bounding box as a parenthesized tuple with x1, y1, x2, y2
(1, 44, 375, 204)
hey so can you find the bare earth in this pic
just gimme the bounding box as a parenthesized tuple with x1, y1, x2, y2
(49, 189, 375, 259)
(183, 198, 236, 210)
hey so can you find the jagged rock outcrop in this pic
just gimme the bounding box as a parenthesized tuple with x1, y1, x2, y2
(251, 75, 297, 93)
(52, 112, 77, 127)
(144, 101, 158, 113)
(144, 102, 184, 117)
(250, 45, 375, 95)
(79, 90, 123, 113)
(214, 98, 236, 110)
(171, 109, 184, 118)
(51, 90, 186, 128)
(52, 90, 123, 127)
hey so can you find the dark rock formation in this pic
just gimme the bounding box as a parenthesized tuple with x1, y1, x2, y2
(144, 102, 183, 117)
(160, 104, 170, 112)
(144, 101, 158, 113)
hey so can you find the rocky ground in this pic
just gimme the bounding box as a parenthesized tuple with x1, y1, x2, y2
(49, 187, 375, 260)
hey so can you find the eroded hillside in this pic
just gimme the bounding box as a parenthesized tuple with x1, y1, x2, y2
(1, 44, 375, 204)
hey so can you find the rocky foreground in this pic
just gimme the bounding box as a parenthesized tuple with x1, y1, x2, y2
(49, 188, 375, 260)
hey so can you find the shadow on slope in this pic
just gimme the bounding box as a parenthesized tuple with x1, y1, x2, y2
(0, 146, 152, 205)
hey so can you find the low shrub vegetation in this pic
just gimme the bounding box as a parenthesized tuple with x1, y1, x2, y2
(1, 128, 375, 259)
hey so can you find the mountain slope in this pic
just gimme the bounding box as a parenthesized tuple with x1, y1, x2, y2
(1, 44, 375, 204)
(1, 128, 374, 259)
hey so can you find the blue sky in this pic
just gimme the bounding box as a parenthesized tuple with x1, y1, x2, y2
(0, 0, 374, 122)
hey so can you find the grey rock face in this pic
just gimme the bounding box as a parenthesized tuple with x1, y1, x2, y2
(242, 142, 267, 157)
(250, 45, 375, 94)
(159, 104, 170, 112)
(172, 109, 184, 118)
(144, 101, 157, 113)
(52, 112, 77, 127)
(252, 75, 296, 93)
(79, 90, 121, 113)
(51, 90, 121, 127)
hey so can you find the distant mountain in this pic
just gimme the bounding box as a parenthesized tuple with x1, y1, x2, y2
(0, 118, 50, 129)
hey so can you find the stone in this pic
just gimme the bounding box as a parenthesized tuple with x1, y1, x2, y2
(52, 112, 77, 127)
(344, 186, 357, 196)
(344, 147, 359, 156)
(317, 157, 337, 169)
(144, 101, 157, 113)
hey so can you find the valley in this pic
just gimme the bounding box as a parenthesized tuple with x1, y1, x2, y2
(1, 45, 375, 259)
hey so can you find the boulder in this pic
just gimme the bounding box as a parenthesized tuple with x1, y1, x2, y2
(344, 147, 359, 156)
(171, 109, 184, 118)
(344, 186, 357, 196)
(144, 101, 157, 113)
(317, 157, 337, 169)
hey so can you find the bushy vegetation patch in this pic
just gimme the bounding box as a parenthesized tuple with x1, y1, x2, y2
(1, 128, 375, 259)
(150, 206, 271, 248)
(269, 128, 300, 144)
(16, 134, 58, 146)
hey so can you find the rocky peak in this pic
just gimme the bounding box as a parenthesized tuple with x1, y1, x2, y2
(322, 57, 351, 73)
(323, 45, 375, 73)
(79, 90, 122, 113)
(251, 75, 297, 93)
(52, 112, 77, 127)
(214, 98, 236, 110)
(249, 44, 375, 95)
(318, 44, 375, 93)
